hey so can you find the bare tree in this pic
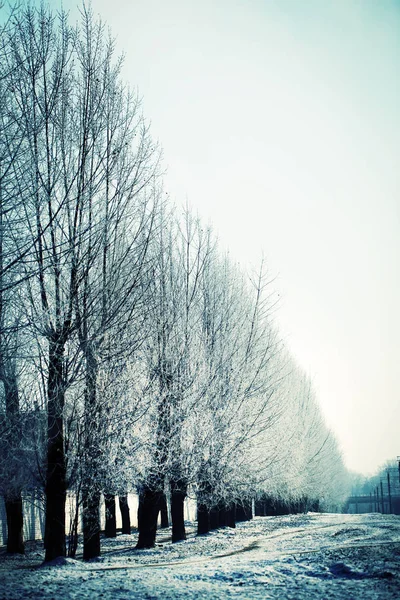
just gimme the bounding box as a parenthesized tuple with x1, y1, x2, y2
(72, 7, 160, 555)
(194, 256, 280, 530)
(0, 4, 32, 554)
(1, 1, 160, 560)
(0, 3, 350, 561)
(142, 208, 212, 545)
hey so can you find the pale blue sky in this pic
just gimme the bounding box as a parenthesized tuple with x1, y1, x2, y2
(17, 0, 400, 474)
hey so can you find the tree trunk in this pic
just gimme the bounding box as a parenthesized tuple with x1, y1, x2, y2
(0, 172, 24, 556)
(5, 495, 24, 554)
(275, 499, 289, 515)
(171, 478, 187, 542)
(226, 504, 236, 528)
(218, 503, 226, 528)
(262, 497, 267, 516)
(44, 335, 67, 562)
(255, 499, 265, 516)
(136, 482, 162, 549)
(196, 461, 212, 535)
(159, 492, 169, 529)
(119, 495, 131, 534)
(209, 505, 219, 530)
(264, 496, 275, 516)
(235, 503, 246, 522)
(197, 502, 210, 535)
(83, 490, 101, 560)
(82, 345, 101, 558)
(245, 498, 253, 520)
(236, 499, 252, 522)
(104, 494, 117, 537)
(1, 376, 24, 554)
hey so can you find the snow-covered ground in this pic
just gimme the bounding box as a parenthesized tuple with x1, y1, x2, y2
(1, 512, 399, 599)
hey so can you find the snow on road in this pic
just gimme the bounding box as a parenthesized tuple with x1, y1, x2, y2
(1, 513, 399, 599)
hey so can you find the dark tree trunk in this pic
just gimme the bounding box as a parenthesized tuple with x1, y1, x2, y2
(5, 495, 24, 554)
(244, 498, 253, 520)
(0, 207, 24, 556)
(148, 376, 171, 538)
(197, 502, 210, 535)
(44, 335, 67, 562)
(218, 503, 226, 528)
(136, 370, 172, 548)
(262, 497, 267, 516)
(272, 499, 280, 515)
(275, 499, 289, 515)
(226, 504, 236, 528)
(159, 492, 169, 529)
(104, 494, 117, 538)
(119, 495, 131, 534)
(264, 496, 276, 516)
(83, 490, 101, 560)
(236, 499, 252, 522)
(171, 478, 187, 542)
(82, 345, 101, 559)
(1, 377, 24, 554)
(209, 505, 219, 530)
(196, 460, 212, 536)
(254, 499, 265, 516)
(136, 483, 162, 549)
(235, 503, 246, 522)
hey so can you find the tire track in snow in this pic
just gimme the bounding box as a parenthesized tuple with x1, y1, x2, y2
(4, 518, 396, 573)
(77, 521, 400, 571)
(73, 539, 400, 571)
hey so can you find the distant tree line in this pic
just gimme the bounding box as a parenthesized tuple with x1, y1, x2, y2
(0, 3, 349, 561)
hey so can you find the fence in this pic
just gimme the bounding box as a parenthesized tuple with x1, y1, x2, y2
(346, 464, 400, 515)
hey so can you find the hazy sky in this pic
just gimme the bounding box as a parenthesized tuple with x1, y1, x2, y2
(48, 0, 400, 474)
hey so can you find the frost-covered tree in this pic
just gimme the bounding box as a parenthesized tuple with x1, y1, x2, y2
(253, 363, 349, 515)
(0, 1, 351, 562)
(68, 7, 160, 559)
(194, 256, 281, 531)
(1, 2, 159, 560)
(2, 6, 81, 560)
(0, 4, 36, 553)
(135, 207, 212, 547)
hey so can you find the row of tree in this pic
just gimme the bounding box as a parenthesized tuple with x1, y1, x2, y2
(0, 3, 349, 561)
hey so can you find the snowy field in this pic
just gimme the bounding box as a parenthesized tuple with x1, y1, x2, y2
(0, 512, 399, 599)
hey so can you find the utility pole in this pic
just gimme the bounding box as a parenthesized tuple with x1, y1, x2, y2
(387, 471, 392, 514)
(380, 480, 385, 514)
(376, 486, 381, 513)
